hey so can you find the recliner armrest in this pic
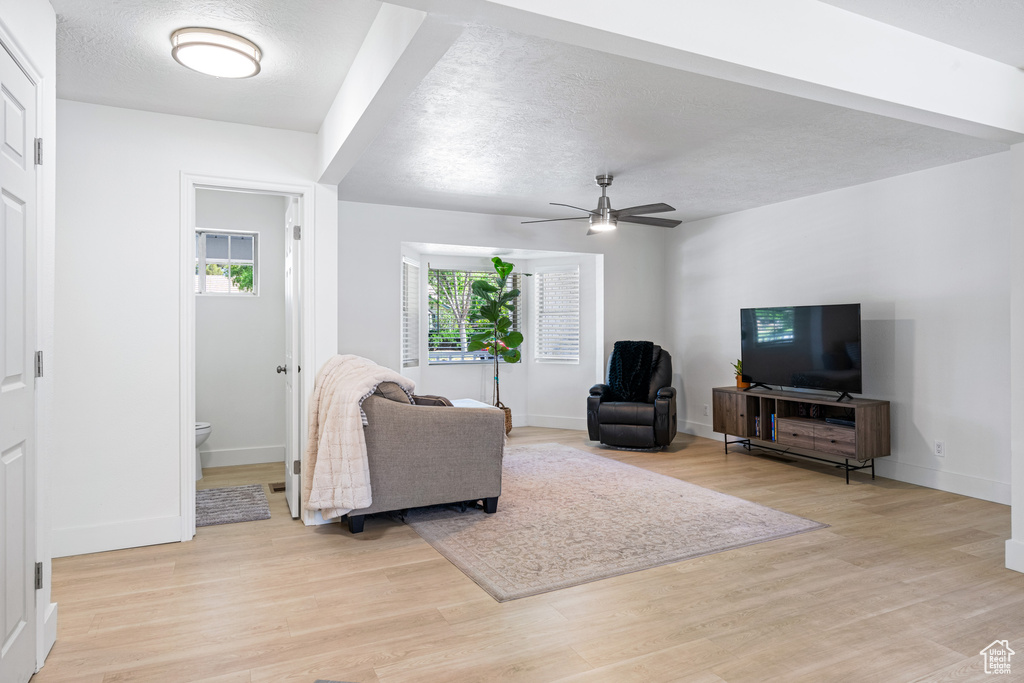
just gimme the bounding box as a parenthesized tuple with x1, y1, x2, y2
(656, 386, 676, 400)
(590, 383, 612, 398)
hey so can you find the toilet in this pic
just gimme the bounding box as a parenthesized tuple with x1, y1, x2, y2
(195, 422, 212, 480)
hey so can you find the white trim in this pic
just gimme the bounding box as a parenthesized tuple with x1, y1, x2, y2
(525, 415, 588, 431)
(52, 516, 182, 558)
(42, 602, 56, 662)
(201, 445, 285, 468)
(874, 460, 1010, 505)
(180, 174, 317, 541)
(1006, 538, 1024, 573)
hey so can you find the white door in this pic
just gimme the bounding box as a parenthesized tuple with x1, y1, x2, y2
(283, 198, 301, 518)
(0, 41, 37, 683)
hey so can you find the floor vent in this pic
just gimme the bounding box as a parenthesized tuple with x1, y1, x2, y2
(269, 482, 286, 493)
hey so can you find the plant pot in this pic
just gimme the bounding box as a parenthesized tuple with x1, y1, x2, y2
(736, 375, 750, 389)
(496, 402, 512, 435)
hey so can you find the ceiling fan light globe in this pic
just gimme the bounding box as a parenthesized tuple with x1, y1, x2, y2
(589, 216, 617, 232)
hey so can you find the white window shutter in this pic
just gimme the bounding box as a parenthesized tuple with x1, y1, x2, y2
(402, 259, 420, 367)
(535, 268, 580, 362)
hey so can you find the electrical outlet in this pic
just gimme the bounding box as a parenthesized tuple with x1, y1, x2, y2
(934, 440, 945, 457)
(703, 404, 709, 417)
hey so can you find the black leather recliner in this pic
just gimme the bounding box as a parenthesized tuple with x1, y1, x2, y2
(587, 345, 677, 449)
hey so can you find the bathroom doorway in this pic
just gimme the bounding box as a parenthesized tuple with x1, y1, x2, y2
(180, 176, 315, 539)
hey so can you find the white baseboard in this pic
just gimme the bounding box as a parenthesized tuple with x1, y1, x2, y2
(41, 602, 57, 664)
(200, 445, 284, 468)
(52, 515, 181, 558)
(680, 420, 1010, 504)
(874, 460, 1010, 505)
(679, 419, 718, 441)
(526, 414, 588, 431)
(1006, 539, 1024, 574)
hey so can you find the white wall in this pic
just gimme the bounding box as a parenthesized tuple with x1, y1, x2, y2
(668, 152, 1012, 503)
(195, 190, 287, 468)
(53, 100, 321, 557)
(339, 201, 667, 427)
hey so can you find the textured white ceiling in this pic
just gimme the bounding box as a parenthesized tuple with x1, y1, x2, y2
(338, 26, 1006, 224)
(53, 0, 381, 132)
(821, 0, 1024, 67)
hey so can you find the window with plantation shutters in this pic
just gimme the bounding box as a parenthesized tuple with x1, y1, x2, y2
(535, 267, 580, 363)
(402, 258, 420, 367)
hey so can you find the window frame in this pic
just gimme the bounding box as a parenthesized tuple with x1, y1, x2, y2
(534, 266, 581, 364)
(195, 228, 259, 296)
(427, 266, 522, 365)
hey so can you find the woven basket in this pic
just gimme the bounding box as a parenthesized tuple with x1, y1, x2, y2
(496, 402, 512, 435)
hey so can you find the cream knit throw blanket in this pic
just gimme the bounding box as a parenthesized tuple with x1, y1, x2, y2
(303, 355, 416, 519)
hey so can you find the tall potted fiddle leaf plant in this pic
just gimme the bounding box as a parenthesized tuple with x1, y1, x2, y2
(468, 257, 523, 433)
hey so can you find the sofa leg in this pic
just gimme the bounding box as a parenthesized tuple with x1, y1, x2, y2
(483, 497, 498, 514)
(347, 514, 365, 534)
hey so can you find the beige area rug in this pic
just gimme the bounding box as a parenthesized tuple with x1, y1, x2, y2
(406, 443, 827, 602)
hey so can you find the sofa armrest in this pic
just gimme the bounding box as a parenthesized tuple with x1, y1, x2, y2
(590, 383, 612, 398)
(656, 386, 676, 400)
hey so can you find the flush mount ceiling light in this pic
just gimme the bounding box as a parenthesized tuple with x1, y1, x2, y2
(170, 27, 261, 78)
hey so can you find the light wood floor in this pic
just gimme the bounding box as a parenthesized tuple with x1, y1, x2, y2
(35, 428, 1024, 682)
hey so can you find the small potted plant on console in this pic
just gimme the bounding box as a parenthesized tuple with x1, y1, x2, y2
(732, 359, 750, 389)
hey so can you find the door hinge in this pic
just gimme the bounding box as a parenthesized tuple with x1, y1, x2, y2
(293, 460, 301, 475)
(34, 138, 43, 166)
(293, 225, 301, 240)
(35, 562, 43, 590)
(35, 350, 43, 378)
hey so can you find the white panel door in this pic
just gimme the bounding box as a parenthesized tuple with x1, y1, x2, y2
(283, 198, 301, 518)
(0, 41, 37, 683)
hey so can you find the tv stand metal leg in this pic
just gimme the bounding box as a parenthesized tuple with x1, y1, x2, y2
(845, 459, 850, 485)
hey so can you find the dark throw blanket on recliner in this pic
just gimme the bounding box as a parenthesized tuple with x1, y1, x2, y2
(608, 340, 655, 402)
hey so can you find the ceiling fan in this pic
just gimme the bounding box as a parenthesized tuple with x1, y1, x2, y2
(522, 174, 682, 235)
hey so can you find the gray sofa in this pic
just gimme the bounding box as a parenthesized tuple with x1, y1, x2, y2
(344, 383, 506, 533)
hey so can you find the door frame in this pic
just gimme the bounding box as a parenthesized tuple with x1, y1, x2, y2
(179, 174, 316, 540)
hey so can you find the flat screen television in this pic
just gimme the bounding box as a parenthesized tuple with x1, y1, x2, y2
(740, 303, 862, 395)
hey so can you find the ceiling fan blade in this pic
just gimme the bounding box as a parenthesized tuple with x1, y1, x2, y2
(619, 215, 682, 228)
(520, 216, 589, 224)
(612, 203, 676, 218)
(550, 202, 598, 215)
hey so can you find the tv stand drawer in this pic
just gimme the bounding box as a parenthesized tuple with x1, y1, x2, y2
(817, 425, 856, 457)
(777, 419, 815, 450)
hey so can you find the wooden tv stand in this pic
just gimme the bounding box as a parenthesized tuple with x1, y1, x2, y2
(711, 387, 890, 483)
